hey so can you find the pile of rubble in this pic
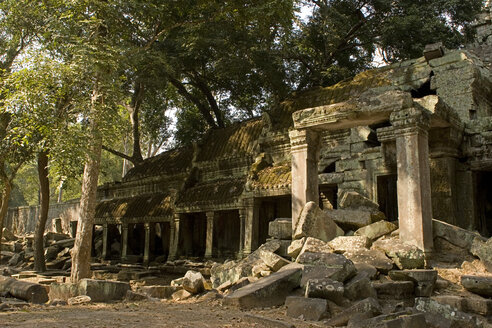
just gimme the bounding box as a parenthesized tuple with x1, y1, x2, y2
(2, 196, 492, 327)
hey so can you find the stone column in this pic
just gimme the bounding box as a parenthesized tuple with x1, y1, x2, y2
(168, 214, 180, 261)
(242, 198, 260, 256)
(102, 223, 108, 260)
(121, 223, 128, 261)
(289, 129, 321, 230)
(205, 212, 215, 259)
(391, 107, 433, 252)
(238, 208, 245, 259)
(143, 223, 151, 265)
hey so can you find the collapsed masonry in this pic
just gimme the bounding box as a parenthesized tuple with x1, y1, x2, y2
(4, 6, 492, 265)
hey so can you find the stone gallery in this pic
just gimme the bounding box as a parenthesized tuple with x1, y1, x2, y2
(5, 6, 492, 266)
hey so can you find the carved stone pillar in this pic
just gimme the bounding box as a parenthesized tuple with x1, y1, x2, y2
(289, 129, 321, 231)
(391, 107, 433, 252)
(121, 223, 128, 261)
(238, 208, 245, 259)
(168, 214, 180, 261)
(242, 198, 260, 256)
(143, 223, 151, 265)
(205, 212, 215, 258)
(102, 223, 108, 260)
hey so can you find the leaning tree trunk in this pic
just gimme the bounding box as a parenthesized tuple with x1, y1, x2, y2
(34, 150, 50, 272)
(70, 109, 103, 283)
(0, 177, 12, 263)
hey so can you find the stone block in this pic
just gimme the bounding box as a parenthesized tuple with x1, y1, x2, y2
(287, 238, 305, 258)
(461, 275, 492, 297)
(0, 277, 49, 304)
(372, 238, 425, 269)
(470, 238, 492, 272)
(223, 264, 302, 309)
(463, 297, 492, 316)
(296, 237, 332, 259)
(305, 278, 345, 305)
(354, 263, 378, 280)
(389, 269, 437, 297)
(345, 249, 394, 273)
(432, 295, 465, 311)
(355, 221, 397, 241)
(276, 239, 292, 258)
(293, 202, 342, 242)
(297, 252, 356, 285)
(78, 279, 130, 302)
(344, 272, 377, 301)
(2, 228, 17, 241)
(182, 270, 205, 294)
(433, 219, 484, 250)
(285, 296, 327, 321)
(268, 219, 292, 240)
(348, 311, 426, 328)
(373, 281, 414, 299)
(126, 290, 148, 301)
(328, 235, 371, 253)
(339, 191, 379, 210)
(172, 289, 192, 301)
(414, 297, 481, 328)
(229, 277, 251, 292)
(48, 282, 78, 301)
(138, 286, 180, 299)
(326, 297, 382, 327)
(259, 250, 290, 272)
(327, 209, 385, 231)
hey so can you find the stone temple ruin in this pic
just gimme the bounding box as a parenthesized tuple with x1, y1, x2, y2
(5, 5, 492, 266)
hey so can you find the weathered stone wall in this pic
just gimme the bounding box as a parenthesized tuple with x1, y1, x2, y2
(5, 199, 79, 235)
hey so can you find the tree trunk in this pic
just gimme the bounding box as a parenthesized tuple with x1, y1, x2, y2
(0, 176, 12, 264)
(70, 89, 103, 283)
(34, 150, 50, 272)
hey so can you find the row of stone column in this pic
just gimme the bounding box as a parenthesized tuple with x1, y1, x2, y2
(101, 222, 152, 264)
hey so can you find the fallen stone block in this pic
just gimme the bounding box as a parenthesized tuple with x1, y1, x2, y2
(294, 202, 342, 242)
(305, 278, 345, 305)
(0, 277, 49, 304)
(285, 296, 327, 321)
(126, 290, 148, 301)
(223, 264, 302, 309)
(372, 238, 425, 269)
(373, 281, 414, 299)
(432, 295, 464, 311)
(2, 228, 17, 241)
(229, 277, 251, 292)
(433, 219, 484, 250)
(344, 272, 377, 301)
(48, 282, 78, 301)
(78, 279, 130, 302)
(354, 263, 378, 280)
(339, 191, 379, 211)
(414, 297, 481, 328)
(328, 236, 371, 253)
(345, 248, 394, 273)
(296, 237, 332, 259)
(287, 238, 305, 258)
(470, 238, 492, 272)
(463, 297, 492, 316)
(347, 311, 426, 328)
(138, 286, 180, 299)
(326, 209, 386, 231)
(326, 297, 382, 327)
(171, 289, 192, 301)
(389, 269, 437, 297)
(259, 250, 290, 272)
(243, 314, 295, 328)
(461, 275, 492, 297)
(276, 239, 292, 258)
(68, 295, 91, 306)
(269, 218, 292, 240)
(355, 221, 397, 241)
(182, 270, 205, 294)
(297, 252, 356, 285)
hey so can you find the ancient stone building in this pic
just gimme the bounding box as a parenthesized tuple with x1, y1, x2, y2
(6, 4, 492, 264)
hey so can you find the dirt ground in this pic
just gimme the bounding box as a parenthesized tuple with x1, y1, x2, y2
(0, 298, 325, 328)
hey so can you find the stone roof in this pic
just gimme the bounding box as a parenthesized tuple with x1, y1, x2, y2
(175, 178, 245, 210)
(95, 192, 173, 221)
(123, 146, 194, 182)
(249, 162, 291, 190)
(196, 118, 263, 162)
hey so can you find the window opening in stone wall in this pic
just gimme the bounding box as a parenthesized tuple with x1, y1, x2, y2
(322, 162, 336, 173)
(319, 185, 338, 210)
(377, 174, 398, 221)
(476, 171, 492, 237)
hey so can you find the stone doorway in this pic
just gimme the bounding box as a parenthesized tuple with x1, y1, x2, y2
(377, 174, 398, 221)
(476, 171, 492, 236)
(179, 213, 207, 257)
(258, 196, 291, 245)
(212, 210, 240, 258)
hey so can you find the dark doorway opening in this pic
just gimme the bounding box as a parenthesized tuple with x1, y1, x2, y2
(319, 185, 338, 209)
(213, 210, 240, 258)
(377, 174, 398, 221)
(258, 196, 291, 245)
(476, 171, 492, 237)
(179, 213, 207, 257)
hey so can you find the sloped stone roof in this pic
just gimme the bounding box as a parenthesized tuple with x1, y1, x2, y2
(123, 146, 194, 182)
(249, 162, 291, 190)
(95, 192, 173, 220)
(196, 118, 263, 162)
